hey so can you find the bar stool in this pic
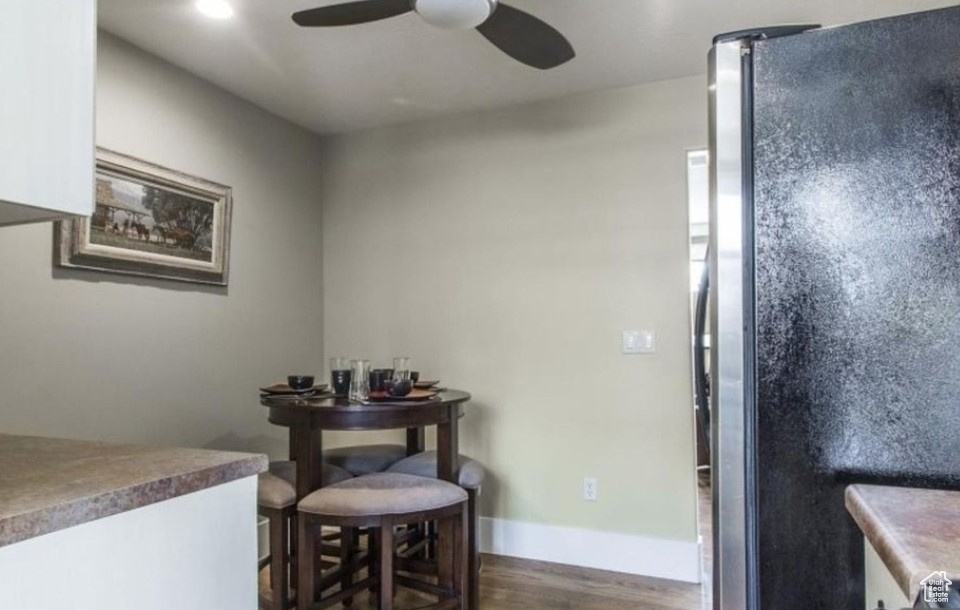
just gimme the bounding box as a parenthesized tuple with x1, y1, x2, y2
(318, 445, 408, 602)
(386, 451, 485, 610)
(297, 473, 468, 610)
(258, 461, 353, 610)
(322, 444, 408, 476)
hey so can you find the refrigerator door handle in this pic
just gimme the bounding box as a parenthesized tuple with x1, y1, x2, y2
(709, 37, 758, 610)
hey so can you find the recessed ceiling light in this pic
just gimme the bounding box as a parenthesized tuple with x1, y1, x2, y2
(196, 0, 234, 20)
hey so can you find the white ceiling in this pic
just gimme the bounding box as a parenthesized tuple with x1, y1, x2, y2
(98, 0, 957, 134)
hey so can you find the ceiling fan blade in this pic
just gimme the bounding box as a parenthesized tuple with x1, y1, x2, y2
(476, 3, 575, 70)
(292, 0, 412, 27)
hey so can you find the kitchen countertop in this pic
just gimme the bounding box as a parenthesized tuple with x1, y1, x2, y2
(846, 484, 960, 603)
(0, 434, 266, 548)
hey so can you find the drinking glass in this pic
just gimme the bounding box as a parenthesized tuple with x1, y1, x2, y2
(349, 359, 371, 402)
(392, 356, 411, 381)
(369, 369, 386, 393)
(330, 357, 351, 397)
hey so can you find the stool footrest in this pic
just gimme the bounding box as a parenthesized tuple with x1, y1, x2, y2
(314, 575, 377, 610)
(316, 552, 370, 591)
(258, 591, 296, 610)
(398, 538, 429, 560)
(395, 574, 455, 599)
(396, 556, 436, 577)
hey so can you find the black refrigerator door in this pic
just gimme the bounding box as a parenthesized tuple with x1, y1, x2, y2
(752, 6, 960, 610)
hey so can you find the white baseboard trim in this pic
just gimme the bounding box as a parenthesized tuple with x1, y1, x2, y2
(479, 516, 702, 584)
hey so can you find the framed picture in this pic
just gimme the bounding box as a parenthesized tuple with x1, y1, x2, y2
(56, 148, 232, 285)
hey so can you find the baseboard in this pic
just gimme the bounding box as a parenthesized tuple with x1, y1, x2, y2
(257, 513, 701, 584)
(478, 516, 702, 583)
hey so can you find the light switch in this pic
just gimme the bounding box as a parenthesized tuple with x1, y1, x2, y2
(622, 330, 656, 354)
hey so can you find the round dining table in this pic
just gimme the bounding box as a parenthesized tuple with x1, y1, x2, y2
(261, 388, 472, 607)
(260, 389, 471, 501)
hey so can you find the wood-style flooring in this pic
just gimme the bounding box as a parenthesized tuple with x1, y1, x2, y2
(261, 475, 712, 609)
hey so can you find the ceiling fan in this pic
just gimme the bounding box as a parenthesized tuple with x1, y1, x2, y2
(291, 0, 575, 70)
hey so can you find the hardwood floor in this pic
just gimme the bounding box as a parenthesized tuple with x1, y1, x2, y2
(476, 554, 706, 610)
(261, 479, 712, 609)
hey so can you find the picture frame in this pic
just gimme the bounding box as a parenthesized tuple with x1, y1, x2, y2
(55, 148, 233, 286)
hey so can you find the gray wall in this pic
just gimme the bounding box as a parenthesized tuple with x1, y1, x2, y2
(0, 32, 704, 550)
(320, 75, 706, 542)
(0, 34, 324, 456)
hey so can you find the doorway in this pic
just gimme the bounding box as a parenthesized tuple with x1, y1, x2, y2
(687, 149, 713, 603)
(687, 149, 710, 471)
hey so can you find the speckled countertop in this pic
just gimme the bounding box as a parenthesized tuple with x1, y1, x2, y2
(846, 484, 960, 603)
(0, 434, 266, 548)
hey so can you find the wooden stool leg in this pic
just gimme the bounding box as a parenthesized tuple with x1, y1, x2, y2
(340, 527, 355, 607)
(468, 490, 479, 610)
(289, 513, 298, 594)
(414, 522, 428, 559)
(297, 516, 315, 610)
(368, 528, 379, 594)
(437, 515, 454, 592)
(380, 519, 395, 610)
(269, 510, 289, 610)
(426, 520, 436, 559)
(457, 504, 469, 609)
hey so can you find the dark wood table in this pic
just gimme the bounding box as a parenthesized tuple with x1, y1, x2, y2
(260, 389, 471, 501)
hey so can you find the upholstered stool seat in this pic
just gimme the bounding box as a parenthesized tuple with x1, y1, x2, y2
(258, 471, 297, 511)
(257, 461, 353, 610)
(265, 461, 353, 491)
(386, 451, 485, 489)
(297, 473, 468, 610)
(386, 451, 486, 610)
(300, 472, 467, 517)
(322, 444, 408, 476)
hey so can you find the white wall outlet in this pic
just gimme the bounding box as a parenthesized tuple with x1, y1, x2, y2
(622, 330, 656, 354)
(583, 477, 598, 501)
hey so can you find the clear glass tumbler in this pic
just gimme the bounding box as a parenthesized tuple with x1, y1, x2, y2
(392, 356, 411, 381)
(349, 359, 371, 402)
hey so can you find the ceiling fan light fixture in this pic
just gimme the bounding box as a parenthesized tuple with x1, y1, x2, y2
(195, 0, 234, 19)
(413, 0, 496, 29)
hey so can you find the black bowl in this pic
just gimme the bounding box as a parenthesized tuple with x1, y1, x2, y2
(287, 375, 315, 391)
(385, 378, 413, 397)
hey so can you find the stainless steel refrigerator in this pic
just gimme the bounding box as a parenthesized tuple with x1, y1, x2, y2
(707, 6, 960, 609)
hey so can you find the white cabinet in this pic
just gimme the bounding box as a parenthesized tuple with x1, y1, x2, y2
(0, 477, 259, 610)
(0, 0, 96, 226)
(865, 539, 912, 610)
